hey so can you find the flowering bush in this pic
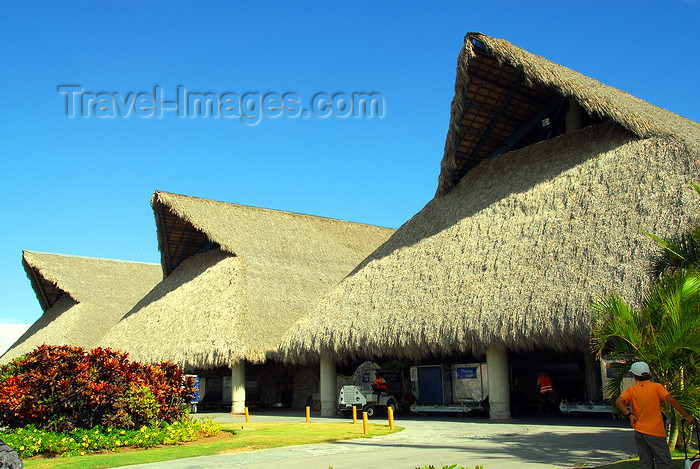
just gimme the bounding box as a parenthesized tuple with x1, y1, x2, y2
(0, 345, 195, 431)
(0, 417, 220, 459)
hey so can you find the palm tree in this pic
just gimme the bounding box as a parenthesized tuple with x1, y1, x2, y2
(591, 184, 700, 448)
(645, 228, 700, 279)
(591, 272, 700, 448)
(645, 184, 700, 279)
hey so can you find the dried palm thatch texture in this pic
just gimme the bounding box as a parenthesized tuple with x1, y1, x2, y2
(437, 33, 700, 196)
(282, 122, 700, 363)
(1, 251, 162, 364)
(280, 34, 700, 364)
(102, 192, 395, 367)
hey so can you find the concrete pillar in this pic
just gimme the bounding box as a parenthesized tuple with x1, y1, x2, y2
(565, 98, 583, 133)
(583, 354, 602, 402)
(230, 361, 246, 414)
(320, 355, 337, 417)
(487, 346, 511, 421)
(198, 377, 207, 402)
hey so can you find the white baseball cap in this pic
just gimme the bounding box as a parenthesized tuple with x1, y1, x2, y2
(630, 361, 651, 377)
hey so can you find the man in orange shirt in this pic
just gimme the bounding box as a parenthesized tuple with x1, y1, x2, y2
(616, 361, 696, 469)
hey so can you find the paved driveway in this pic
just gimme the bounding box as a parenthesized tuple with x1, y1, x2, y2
(119, 411, 637, 469)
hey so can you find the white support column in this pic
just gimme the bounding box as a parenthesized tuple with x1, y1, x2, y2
(320, 355, 337, 417)
(198, 377, 207, 402)
(487, 346, 511, 421)
(230, 361, 246, 414)
(584, 354, 601, 402)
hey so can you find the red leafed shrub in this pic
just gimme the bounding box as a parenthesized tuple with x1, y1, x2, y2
(0, 344, 195, 431)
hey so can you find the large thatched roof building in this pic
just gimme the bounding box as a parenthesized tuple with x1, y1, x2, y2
(1, 251, 162, 364)
(102, 191, 395, 368)
(280, 33, 700, 418)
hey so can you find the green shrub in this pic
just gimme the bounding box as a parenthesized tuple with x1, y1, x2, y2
(119, 383, 159, 428)
(0, 344, 195, 431)
(0, 417, 220, 459)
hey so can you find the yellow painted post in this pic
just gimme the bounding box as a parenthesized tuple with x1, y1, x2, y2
(305, 406, 311, 423)
(362, 411, 368, 434)
(244, 407, 250, 423)
(352, 405, 357, 424)
(388, 405, 395, 430)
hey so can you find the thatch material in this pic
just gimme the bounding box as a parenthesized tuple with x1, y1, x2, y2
(280, 34, 700, 364)
(282, 122, 700, 363)
(101, 192, 395, 367)
(437, 33, 700, 196)
(1, 251, 162, 364)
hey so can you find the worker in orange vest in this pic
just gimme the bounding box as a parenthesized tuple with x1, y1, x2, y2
(374, 375, 387, 397)
(537, 371, 556, 415)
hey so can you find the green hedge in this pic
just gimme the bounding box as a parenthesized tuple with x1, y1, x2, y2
(0, 345, 196, 431)
(1, 417, 220, 459)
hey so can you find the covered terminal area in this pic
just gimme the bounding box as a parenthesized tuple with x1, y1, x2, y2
(101, 190, 393, 414)
(279, 33, 700, 420)
(10, 33, 699, 423)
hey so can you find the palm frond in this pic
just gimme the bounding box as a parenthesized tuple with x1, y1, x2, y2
(692, 183, 700, 197)
(648, 232, 700, 278)
(642, 229, 686, 261)
(590, 293, 643, 357)
(645, 183, 700, 278)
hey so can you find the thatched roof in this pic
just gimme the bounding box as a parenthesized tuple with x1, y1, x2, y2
(280, 34, 700, 364)
(101, 192, 395, 367)
(0, 251, 162, 364)
(437, 33, 700, 196)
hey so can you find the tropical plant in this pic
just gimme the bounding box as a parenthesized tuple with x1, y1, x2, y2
(644, 184, 700, 279)
(591, 271, 700, 448)
(0, 344, 195, 432)
(591, 183, 700, 448)
(1, 417, 220, 459)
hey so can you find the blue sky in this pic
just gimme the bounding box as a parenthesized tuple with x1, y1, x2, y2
(1, 1, 699, 350)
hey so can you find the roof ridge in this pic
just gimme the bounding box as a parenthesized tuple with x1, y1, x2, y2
(22, 250, 160, 266)
(152, 190, 394, 230)
(436, 32, 700, 196)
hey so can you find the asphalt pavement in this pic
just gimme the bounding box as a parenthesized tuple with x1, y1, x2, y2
(116, 410, 637, 469)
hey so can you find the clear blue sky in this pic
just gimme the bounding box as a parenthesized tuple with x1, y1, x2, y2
(1, 1, 699, 331)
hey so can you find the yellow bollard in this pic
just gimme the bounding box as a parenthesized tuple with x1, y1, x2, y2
(352, 405, 357, 424)
(244, 407, 250, 423)
(306, 406, 311, 423)
(388, 405, 395, 430)
(362, 411, 368, 434)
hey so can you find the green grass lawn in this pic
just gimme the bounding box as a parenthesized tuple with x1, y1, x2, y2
(22, 421, 401, 469)
(591, 449, 691, 469)
(18, 421, 695, 469)
(593, 460, 687, 469)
